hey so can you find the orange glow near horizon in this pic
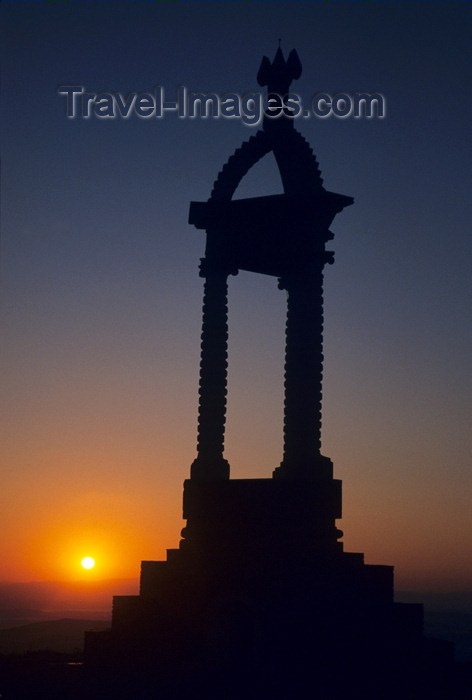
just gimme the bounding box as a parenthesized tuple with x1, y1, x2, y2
(1, 437, 472, 591)
(5, 484, 470, 593)
(0, 477, 185, 583)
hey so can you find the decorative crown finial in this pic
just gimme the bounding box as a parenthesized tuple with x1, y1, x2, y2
(257, 47, 302, 95)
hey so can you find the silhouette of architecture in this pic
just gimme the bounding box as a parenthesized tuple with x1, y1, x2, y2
(85, 49, 454, 699)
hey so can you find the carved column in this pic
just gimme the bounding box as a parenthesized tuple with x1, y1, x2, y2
(190, 259, 231, 480)
(274, 260, 332, 480)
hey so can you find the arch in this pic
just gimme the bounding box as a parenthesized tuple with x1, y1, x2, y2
(210, 127, 324, 203)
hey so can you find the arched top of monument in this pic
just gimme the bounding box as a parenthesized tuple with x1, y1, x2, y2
(209, 48, 324, 203)
(209, 128, 324, 202)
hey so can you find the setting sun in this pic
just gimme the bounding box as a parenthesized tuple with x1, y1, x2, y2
(81, 556, 96, 570)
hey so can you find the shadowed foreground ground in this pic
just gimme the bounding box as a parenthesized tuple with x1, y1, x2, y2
(1, 651, 472, 700)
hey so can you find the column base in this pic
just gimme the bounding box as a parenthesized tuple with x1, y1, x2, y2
(273, 453, 333, 480)
(190, 456, 230, 480)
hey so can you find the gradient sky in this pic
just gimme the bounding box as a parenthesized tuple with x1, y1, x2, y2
(1, 2, 471, 593)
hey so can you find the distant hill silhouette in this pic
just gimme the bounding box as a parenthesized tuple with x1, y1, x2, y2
(0, 618, 109, 655)
(396, 590, 472, 662)
(0, 579, 137, 629)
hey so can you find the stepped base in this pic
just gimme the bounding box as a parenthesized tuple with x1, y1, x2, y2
(85, 477, 454, 699)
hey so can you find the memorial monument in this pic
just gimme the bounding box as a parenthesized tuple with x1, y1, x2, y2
(85, 48, 454, 699)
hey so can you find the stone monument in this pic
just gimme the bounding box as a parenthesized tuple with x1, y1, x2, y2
(85, 49, 454, 700)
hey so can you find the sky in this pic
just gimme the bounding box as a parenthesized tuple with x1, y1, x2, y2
(1, 2, 471, 595)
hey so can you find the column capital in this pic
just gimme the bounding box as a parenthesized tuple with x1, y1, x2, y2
(277, 254, 334, 291)
(199, 257, 239, 279)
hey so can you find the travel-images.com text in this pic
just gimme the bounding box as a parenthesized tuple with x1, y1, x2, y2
(58, 86, 386, 125)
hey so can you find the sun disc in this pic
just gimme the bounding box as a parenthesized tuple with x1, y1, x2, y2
(81, 556, 95, 570)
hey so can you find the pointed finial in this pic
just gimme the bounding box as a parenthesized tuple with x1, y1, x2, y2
(278, 37, 282, 49)
(257, 47, 302, 94)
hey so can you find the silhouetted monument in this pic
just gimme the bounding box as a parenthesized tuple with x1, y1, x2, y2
(85, 49, 454, 699)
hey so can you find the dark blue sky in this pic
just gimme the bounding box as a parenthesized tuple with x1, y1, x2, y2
(1, 2, 471, 588)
